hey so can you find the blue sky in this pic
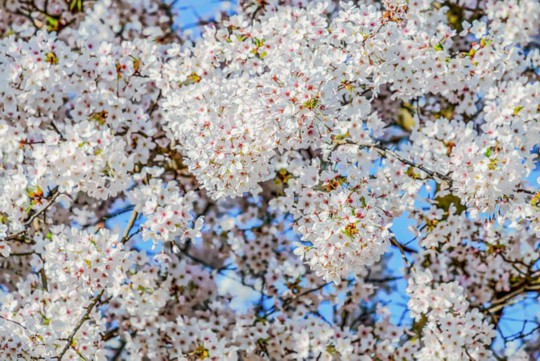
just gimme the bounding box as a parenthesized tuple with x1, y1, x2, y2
(175, 0, 235, 36)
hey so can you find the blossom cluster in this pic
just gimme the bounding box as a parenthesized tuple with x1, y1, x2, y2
(407, 270, 497, 361)
(0, 0, 539, 360)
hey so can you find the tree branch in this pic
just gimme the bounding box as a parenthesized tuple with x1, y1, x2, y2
(4, 187, 60, 241)
(56, 289, 104, 360)
(121, 210, 139, 244)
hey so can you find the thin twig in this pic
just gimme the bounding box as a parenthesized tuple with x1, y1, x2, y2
(0, 315, 30, 333)
(390, 237, 413, 268)
(371, 143, 452, 183)
(56, 290, 104, 360)
(121, 210, 139, 244)
(4, 188, 60, 241)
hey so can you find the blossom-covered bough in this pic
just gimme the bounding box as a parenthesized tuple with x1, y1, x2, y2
(0, 0, 540, 359)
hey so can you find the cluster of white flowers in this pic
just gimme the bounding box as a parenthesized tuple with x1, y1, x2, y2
(413, 208, 539, 304)
(0, 228, 130, 359)
(407, 270, 496, 361)
(286, 159, 393, 283)
(0, 0, 539, 359)
(128, 179, 203, 244)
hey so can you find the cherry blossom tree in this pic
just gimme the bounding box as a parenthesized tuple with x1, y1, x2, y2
(1, 0, 540, 360)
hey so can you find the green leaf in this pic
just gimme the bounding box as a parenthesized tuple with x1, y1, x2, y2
(302, 98, 319, 110)
(45, 16, 59, 32)
(70, 0, 83, 12)
(195, 344, 210, 359)
(531, 192, 540, 207)
(435, 193, 466, 215)
(326, 344, 337, 355)
(254, 37, 265, 48)
(46, 52, 58, 65)
(397, 107, 415, 131)
(235, 34, 248, 42)
(359, 196, 367, 208)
